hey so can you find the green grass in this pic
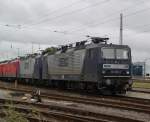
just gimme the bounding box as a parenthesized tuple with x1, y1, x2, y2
(2, 101, 44, 122)
(133, 82, 150, 89)
(3, 102, 29, 122)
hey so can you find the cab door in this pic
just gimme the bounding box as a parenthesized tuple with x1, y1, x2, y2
(82, 48, 99, 82)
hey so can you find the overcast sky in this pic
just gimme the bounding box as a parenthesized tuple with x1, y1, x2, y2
(0, 0, 150, 72)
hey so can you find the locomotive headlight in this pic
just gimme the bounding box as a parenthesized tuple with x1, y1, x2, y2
(105, 79, 111, 85)
(102, 70, 106, 74)
(126, 71, 129, 74)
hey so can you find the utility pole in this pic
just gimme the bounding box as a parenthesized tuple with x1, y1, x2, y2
(39, 43, 41, 51)
(32, 42, 33, 54)
(144, 61, 146, 78)
(17, 48, 20, 58)
(119, 13, 123, 45)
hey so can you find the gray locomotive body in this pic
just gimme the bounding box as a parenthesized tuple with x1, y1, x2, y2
(45, 40, 132, 94)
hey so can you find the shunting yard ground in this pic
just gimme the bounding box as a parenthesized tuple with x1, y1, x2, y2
(0, 81, 150, 121)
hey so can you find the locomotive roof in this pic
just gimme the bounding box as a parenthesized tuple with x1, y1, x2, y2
(86, 42, 130, 49)
(46, 42, 130, 55)
(0, 37, 130, 63)
(0, 59, 19, 64)
(42, 37, 130, 55)
(19, 53, 40, 60)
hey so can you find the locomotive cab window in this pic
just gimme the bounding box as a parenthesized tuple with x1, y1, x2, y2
(116, 49, 128, 59)
(101, 48, 115, 59)
(102, 48, 129, 59)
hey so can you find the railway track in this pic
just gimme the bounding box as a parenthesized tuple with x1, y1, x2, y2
(0, 98, 144, 122)
(132, 88, 150, 94)
(0, 82, 150, 115)
(0, 113, 53, 122)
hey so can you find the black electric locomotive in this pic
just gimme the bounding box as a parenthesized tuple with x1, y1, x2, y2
(43, 37, 132, 94)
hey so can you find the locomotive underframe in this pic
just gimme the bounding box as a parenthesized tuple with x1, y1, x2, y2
(98, 77, 132, 94)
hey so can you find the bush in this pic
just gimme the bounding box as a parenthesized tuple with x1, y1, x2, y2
(42, 47, 57, 55)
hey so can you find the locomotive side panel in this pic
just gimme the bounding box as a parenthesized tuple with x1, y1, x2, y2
(42, 55, 48, 80)
(72, 49, 86, 75)
(82, 48, 100, 82)
(1, 61, 19, 78)
(19, 57, 35, 79)
(10, 61, 20, 78)
(0, 64, 3, 77)
(33, 56, 42, 80)
(47, 49, 86, 81)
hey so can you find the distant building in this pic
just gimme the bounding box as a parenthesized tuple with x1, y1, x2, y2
(132, 62, 144, 76)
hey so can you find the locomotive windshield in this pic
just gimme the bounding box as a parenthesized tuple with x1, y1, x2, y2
(102, 48, 115, 59)
(116, 49, 128, 59)
(102, 48, 129, 59)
